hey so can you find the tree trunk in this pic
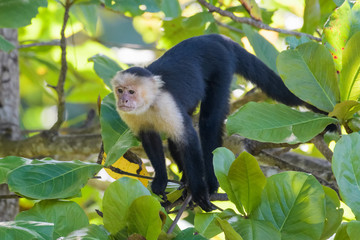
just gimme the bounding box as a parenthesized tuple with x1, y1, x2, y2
(0, 28, 20, 221)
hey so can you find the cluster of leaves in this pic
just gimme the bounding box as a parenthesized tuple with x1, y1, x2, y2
(1, 132, 359, 239)
(228, 0, 360, 143)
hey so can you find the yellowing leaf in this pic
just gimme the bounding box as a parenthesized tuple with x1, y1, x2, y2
(102, 153, 150, 187)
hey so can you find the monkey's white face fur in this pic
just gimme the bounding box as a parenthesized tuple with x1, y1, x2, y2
(111, 72, 164, 115)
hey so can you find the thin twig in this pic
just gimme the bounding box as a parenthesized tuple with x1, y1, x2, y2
(197, 0, 321, 41)
(50, 0, 73, 131)
(107, 165, 181, 184)
(167, 194, 192, 235)
(17, 40, 61, 49)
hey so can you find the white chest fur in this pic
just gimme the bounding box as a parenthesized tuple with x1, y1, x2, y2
(118, 91, 185, 141)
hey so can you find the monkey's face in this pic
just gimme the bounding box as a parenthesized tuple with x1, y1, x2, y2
(114, 85, 139, 112)
(112, 72, 164, 115)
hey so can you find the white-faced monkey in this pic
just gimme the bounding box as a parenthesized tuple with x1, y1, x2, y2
(111, 34, 309, 211)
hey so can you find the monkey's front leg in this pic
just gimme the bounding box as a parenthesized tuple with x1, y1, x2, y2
(139, 131, 168, 198)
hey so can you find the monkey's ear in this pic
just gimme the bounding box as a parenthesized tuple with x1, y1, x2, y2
(152, 75, 164, 89)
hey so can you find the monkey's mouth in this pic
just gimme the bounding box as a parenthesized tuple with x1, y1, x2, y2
(118, 105, 136, 112)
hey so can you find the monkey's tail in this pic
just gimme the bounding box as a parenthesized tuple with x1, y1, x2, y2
(233, 44, 304, 106)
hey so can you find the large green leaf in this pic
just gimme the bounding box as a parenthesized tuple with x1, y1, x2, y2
(100, 93, 140, 166)
(229, 217, 281, 240)
(322, 1, 360, 72)
(16, 200, 89, 239)
(0, 221, 53, 240)
(339, 32, 360, 101)
(213, 147, 244, 214)
(226, 102, 338, 144)
(242, 25, 279, 73)
(332, 133, 360, 219)
(320, 186, 343, 240)
(277, 42, 339, 112)
(228, 152, 266, 215)
(7, 159, 102, 199)
(253, 172, 325, 240)
(0, 0, 47, 28)
(0, 156, 33, 184)
(64, 225, 109, 240)
(89, 54, 122, 88)
(126, 195, 162, 240)
(103, 178, 151, 235)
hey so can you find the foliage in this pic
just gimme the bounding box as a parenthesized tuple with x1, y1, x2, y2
(1, 0, 360, 239)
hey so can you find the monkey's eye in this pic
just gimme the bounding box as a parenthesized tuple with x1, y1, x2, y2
(128, 90, 135, 94)
(117, 89, 123, 94)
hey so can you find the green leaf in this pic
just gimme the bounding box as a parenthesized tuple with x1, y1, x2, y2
(0, 35, 15, 52)
(100, 93, 140, 166)
(216, 218, 244, 240)
(64, 225, 110, 240)
(158, 17, 205, 49)
(322, 1, 360, 72)
(213, 148, 244, 214)
(302, 0, 320, 34)
(104, 0, 143, 16)
(71, 4, 98, 36)
(161, 0, 181, 18)
(347, 221, 360, 239)
(182, 12, 214, 29)
(329, 100, 360, 121)
(0, 156, 33, 184)
(0, 0, 47, 28)
(7, 159, 102, 199)
(339, 31, 360, 101)
(229, 217, 281, 240)
(103, 178, 151, 235)
(334, 222, 350, 240)
(195, 210, 236, 239)
(0, 221, 54, 240)
(334, 221, 360, 240)
(16, 200, 89, 239)
(173, 228, 208, 240)
(253, 172, 325, 240)
(242, 25, 279, 73)
(89, 54, 122, 88)
(127, 196, 162, 240)
(285, 36, 311, 49)
(277, 42, 339, 112)
(228, 152, 266, 215)
(332, 133, 360, 219)
(226, 102, 338, 144)
(320, 186, 343, 240)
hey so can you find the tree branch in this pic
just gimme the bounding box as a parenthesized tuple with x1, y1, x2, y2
(0, 132, 101, 160)
(51, 0, 73, 131)
(197, 0, 321, 41)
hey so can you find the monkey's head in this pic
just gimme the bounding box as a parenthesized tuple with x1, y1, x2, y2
(111, 67, 164, 115)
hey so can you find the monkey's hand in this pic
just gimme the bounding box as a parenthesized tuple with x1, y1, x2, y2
(190, 185, 215, 212)
(151, 175, 168, 200)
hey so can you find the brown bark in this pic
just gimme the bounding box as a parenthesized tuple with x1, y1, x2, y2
(0, 28, 20, 221)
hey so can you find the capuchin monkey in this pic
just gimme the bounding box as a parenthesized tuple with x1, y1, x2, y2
(111, 34, 310, 212)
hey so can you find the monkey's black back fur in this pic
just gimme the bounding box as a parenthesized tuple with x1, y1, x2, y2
(126, 34, 305, 211)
